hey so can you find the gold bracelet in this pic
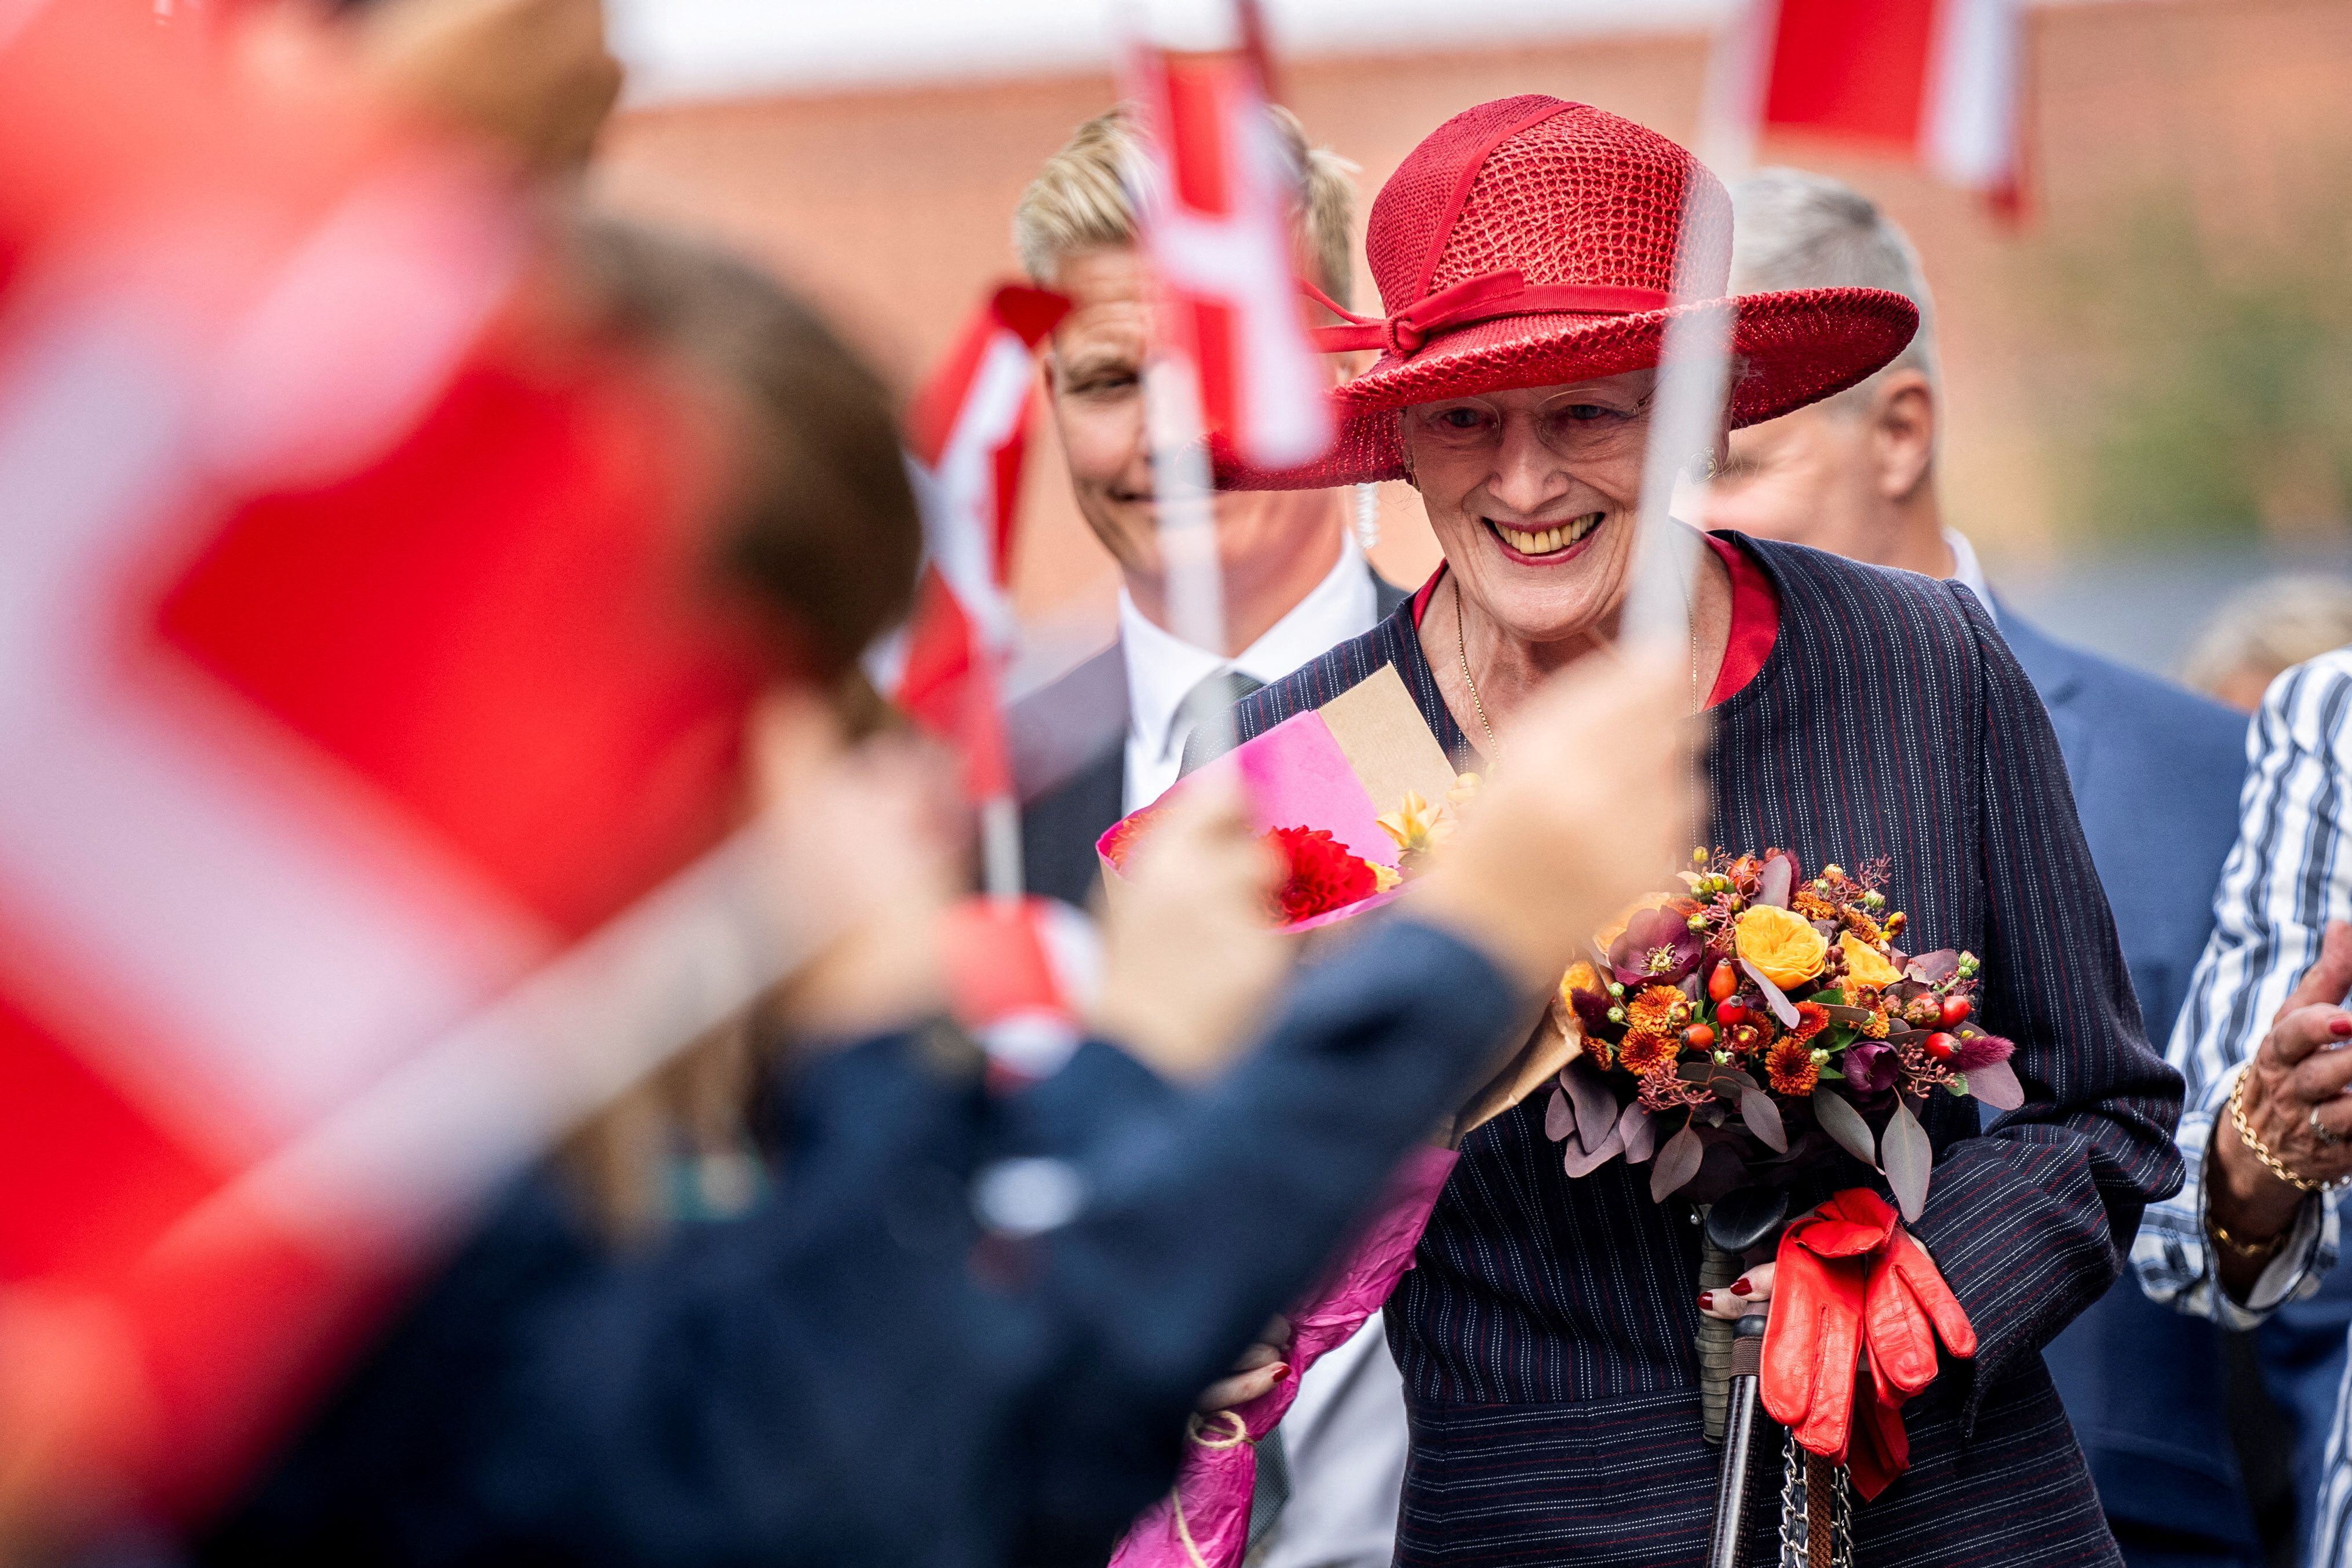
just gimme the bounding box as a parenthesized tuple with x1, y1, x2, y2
(2228, 1070, 2352, 1195)
(2209, 1219, 2287, 1261)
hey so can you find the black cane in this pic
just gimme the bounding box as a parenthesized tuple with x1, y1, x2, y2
(1701, 1189, 1786, 1568)
(1706, 1309, 1771, 1568)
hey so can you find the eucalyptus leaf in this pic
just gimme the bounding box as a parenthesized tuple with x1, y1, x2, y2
(1563, 1119, 1626, 1179)
(1813, 1088, 1877, 1166)
(1757, 855, 1793, 909)
(1905, 949, 1961, 985)
(1676, 1062, 1759, 1095)
(1967, 1057, 2026, 1112)
(1563, 1055, 1618, 1148)
(1618, 1099, 1657, 1164)
(1544, 1086, 1574, 1142)
(1740, 1088, 1789, 1153)
(1881, 1098, 1934, 1221)
(1741, 960, 1801, 1027)
(1650, 1123, 1705, 1201)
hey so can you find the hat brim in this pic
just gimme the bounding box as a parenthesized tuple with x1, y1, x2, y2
(1219, 286, 1920, 490)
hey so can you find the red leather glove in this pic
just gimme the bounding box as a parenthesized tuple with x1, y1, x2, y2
(1757, 1190, 1974, 1499)
(1863, 1224, 1977, 1409)
(1758, 1191, 1897, 1463)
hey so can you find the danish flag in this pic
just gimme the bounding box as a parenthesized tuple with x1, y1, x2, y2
(0, 1, 783, 1521)
(1125, 38, 1335, 472)
(1752, 0, 2028, 206)
(874, 283, 1066, 800)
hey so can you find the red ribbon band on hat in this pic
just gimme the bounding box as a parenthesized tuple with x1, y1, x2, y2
(1304, 270, 1675, 357)
(1757, 1188, 1977, 1501)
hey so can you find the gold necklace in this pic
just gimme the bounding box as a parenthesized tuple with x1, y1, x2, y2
(1452, 575, 1703, 757)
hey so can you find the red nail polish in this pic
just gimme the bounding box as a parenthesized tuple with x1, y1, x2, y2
(2332, 1018, 2351, 1037)
(1268, 1363, 1289, 1381)
(1697, 1292, 1714, 1311)
(1731, 1277, 1752, 1296)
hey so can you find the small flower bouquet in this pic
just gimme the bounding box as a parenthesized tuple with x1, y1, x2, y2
(1545, 849, 2023, 1221)
(1095, 665, 1460, 931)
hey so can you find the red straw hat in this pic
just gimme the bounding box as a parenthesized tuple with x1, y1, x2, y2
(1226, 96, 1920, 489)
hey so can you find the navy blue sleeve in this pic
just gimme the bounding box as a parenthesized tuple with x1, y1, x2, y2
(213, 920, 1525, 1567)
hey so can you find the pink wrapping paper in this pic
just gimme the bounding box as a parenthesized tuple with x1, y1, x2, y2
(1096, 708, 1408, 932)
(1108, 1143, 1460, 1568)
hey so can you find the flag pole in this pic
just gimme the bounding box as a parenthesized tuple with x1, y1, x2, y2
(1120, 1, 1236, 762)
(1621, 0, 1770, 661)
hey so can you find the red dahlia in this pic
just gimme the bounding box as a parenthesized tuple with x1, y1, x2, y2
(1268, 825, 1379, 923)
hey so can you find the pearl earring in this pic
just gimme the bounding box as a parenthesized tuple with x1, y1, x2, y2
(1353, 483, 1382, 550)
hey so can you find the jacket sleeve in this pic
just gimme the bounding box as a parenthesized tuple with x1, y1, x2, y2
(1904, 587, 2187, 1417)
(280, 919, 1523, 1567)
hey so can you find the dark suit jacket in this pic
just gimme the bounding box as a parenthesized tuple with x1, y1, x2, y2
(1010, 570, 1409, 909)
(198, 919, 1524, 1568)
(1999, 606, 2259, 1561)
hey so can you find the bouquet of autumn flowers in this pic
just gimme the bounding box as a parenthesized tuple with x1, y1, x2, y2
(1544, 848, 2024, 1220)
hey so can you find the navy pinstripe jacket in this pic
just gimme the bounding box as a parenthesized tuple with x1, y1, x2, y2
(1226, 535, 2186, 1567)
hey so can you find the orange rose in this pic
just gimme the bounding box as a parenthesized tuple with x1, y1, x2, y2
(1735, 905, 1829, 993)
(1838, 932, 1902, 989)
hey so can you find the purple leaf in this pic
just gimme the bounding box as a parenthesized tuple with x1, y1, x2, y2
(1966, 1057, 2026, 1111)
(1740, 959, 1801, 1028)
(1740, 1088, 1789, 1153)
(1618, 1100, 1657, 1164)
(1952, 1032, 2013, 1073)
(1757, 855, 1794, 909)
(1813, 1088, 1876, 1165)
(1562, 1119, 1625, 1178)
(1881, 1098, 1933, 1222)
(1544, 1086, 1574, 1142)
(1563, 1055, 1620, 1150)
(1904, 949, 1960, 986)
(1650, 1123, 1705, 1201)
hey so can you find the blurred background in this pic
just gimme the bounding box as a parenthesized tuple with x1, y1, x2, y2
(590, 0, 2352, 685)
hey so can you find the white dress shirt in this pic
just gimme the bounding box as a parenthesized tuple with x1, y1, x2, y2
(1943, 527, 1994, 619)
(1250, 1317, 1412, 1568)
(1117, 537, 1377, 812)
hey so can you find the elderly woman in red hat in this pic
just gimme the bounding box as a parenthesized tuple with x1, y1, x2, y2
(1216, 97, 2183, 1564)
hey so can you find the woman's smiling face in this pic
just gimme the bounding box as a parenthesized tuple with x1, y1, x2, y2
(1404, 371, 1655, 648)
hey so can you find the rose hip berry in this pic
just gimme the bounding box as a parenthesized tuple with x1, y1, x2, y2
(1939, 995, 1972, 1027)
(1923, 1031, 1959, 1062)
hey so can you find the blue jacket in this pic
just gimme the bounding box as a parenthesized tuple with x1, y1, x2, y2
(197, 919, 1521, 1568)
(2000, 608, 2258, 1560)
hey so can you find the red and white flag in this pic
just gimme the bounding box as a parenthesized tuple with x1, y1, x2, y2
(1125, 39, 1334, 472)
(1752, 0, 2027, 206)
(873, 283, 1066, 800)
(0, 1, 784, 1521)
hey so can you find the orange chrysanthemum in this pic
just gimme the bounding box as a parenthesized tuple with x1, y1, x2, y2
(1624, 984, 1692, 1037)
(1789, 1001, 1830, 1044)
(1617, 1029, 1678, 1077)
(1765, 1037, 1820, 1096)
(1723, 1022, 1768, 1059)
(1791, 887, 1841, 922)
